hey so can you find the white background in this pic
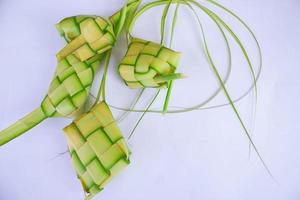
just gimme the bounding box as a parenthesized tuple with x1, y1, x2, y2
(0, 0, 299, 200)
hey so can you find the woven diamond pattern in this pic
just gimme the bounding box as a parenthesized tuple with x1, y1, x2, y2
(63, 102, 130, 199)
(118, 38, 181, 88)
(56, 16, 116, 62)
(40, 16, 116, 118)
(41, 55, 101, 117)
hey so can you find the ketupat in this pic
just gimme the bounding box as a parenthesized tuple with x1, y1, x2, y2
(56, 16, 116, 61)
(64, 102, 130, 199)
(118, 38, 183, 88)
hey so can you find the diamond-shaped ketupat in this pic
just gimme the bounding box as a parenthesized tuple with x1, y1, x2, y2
(42, 16, 116, 118)
(118, 38, 182, 88)
(56, 16, 116, 61)
(63, 102, 130, 200)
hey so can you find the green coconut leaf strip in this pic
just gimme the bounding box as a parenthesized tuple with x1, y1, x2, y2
(204, 35, 273, 178)
(163, 80, 174, 112)
(116, 89, 145, 123)
(0, 16, 116, 146)
(0, 108, 47, 145)
(192, 2, 258, 111)
(128, 89, 161, 140)
(160, 0, 173, 45)
(205, 0, 263, 157)
(163, 2, 180, 113)
(190, 0, 259, 160)
(124, 0, 142, 32)
(167, 15, 231, 113)
(206, 0, 262, 93)
(198, 4, 258, 116)
(113, 3, 127, 38)
(110, 0, 142, 38)
(155, 73, 184, 83)
(185, 0, 259, 116)
(127, 1, 169, 38)
(170, 3, 180, 48)
(89, 89, 145, 124)
(178, 0, 262, 113)
(93, 50, 112, 107)
(160, 1, 256, 113)
(185, 1, 274, 179)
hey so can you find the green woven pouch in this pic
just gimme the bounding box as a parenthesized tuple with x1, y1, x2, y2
(118, 38, 181, 88)
(56, 16, 115, 61)
(42, 16, 116, 117)
(63, 102, 130, 200)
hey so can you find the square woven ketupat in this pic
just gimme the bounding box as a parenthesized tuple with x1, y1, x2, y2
(63, 102, 130, 199)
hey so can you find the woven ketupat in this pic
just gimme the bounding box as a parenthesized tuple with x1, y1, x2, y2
(63, 102, 130, 199)
(56, 16, 115, 61)
(41, 55, 100, 118)
(118, 38, 181, 88)
(41, 16, 116, 118)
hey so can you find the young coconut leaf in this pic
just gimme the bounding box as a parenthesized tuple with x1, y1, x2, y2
(118, 37, 183, 88)
(64, 101, 130, 200)
(161, 0, 180, 112)
(110, 0, 142, 37)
